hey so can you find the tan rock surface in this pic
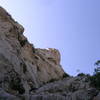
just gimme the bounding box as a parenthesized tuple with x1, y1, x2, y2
(0, 6, 65, 95)
(0, 6, 99, 100)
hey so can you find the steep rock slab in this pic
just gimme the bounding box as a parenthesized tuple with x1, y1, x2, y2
(0, 6, 65, 95)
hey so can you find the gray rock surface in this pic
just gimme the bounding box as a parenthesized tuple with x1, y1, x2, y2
(0, 6, 99, 100)
(93, 93, 100, 100)
(0, 88, 20, 100)
(0, 6, 65, 94)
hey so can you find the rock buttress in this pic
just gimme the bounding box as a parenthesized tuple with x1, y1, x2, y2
(0, 6, 65, 95)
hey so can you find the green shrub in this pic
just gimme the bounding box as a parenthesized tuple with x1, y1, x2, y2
(10, 77, 25, 94)
(77, 73, 86, 76)
(89, 61, 100, 90)
(89, 72, 100, 90)
(48, 78, 57, 83)
(63, 73, 69, 78)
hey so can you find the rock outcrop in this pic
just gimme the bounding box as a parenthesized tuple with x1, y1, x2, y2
(0, 6, 99, 100)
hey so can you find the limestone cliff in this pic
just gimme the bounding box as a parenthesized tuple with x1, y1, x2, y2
(0, 6, 100, 100)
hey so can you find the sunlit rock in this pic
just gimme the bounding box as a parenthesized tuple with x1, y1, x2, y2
(0, 6, 99, 100)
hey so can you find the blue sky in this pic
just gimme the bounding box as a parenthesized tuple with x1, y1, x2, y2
(0, 0, 100, 75)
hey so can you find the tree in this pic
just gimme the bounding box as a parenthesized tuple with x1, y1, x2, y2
(94, 60, 100, 74)
(89, 60, 100, 90)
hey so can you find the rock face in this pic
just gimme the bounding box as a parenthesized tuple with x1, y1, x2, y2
(0, 6, 99, 100)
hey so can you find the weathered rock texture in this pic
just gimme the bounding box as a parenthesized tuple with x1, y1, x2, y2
(0, 6, 99, 100)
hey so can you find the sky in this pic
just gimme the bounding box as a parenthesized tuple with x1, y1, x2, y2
(0, 0, 100, 76)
